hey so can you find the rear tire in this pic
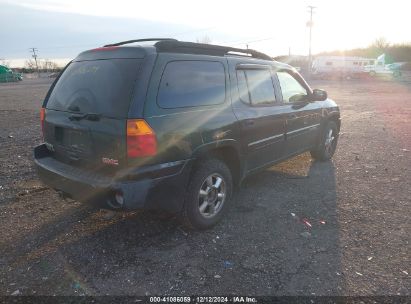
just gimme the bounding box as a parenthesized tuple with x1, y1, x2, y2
(181, 158, 232, 230)
(310, 121, 339, 161)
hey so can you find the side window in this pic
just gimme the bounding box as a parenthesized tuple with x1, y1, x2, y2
(277, 71, 309, 103)
(236, 68, 276, 106)
(236, 70, 250, 104)
(157, 61, 225, 108)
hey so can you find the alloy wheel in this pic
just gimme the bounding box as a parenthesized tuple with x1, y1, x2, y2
(198, 173, 226, 218)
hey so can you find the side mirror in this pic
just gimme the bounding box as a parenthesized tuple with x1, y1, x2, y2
(311, 89, 327, 101)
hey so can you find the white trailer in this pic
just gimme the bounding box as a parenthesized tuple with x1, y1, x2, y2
(312, 56, 374, 78)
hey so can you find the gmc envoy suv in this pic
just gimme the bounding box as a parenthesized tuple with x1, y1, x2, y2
(34, 38, 340, 229)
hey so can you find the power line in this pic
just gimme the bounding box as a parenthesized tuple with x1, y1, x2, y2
(170, 26, 216, 38)
(3, 27, 218, 54)
(218, 36, 277, 50)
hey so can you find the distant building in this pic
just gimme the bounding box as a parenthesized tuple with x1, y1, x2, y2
(312, 56, 375, 77)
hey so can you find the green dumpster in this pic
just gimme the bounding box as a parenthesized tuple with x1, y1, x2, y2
(0, 65, 22, 83)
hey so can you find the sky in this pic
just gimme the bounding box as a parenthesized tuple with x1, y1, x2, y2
(0, 0, 410, 67)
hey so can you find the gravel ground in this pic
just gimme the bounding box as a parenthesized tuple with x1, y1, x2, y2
(0, 77, 409, 296)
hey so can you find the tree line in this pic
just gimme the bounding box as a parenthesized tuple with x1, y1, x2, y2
(317, 38, 411, 63)
(0, 59, 63, 73)
(19, 59, 62, 73)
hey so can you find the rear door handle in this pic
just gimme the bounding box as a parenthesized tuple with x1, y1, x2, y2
(288, 114, 298, 119)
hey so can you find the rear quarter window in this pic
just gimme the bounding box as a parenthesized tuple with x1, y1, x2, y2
(157, 61, 226, 108)
(46, 59, 141, 118)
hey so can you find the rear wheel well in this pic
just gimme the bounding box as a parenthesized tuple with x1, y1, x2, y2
(192, 146, 241, 187)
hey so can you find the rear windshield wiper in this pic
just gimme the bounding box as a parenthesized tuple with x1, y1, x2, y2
(69, 113, 101, 121)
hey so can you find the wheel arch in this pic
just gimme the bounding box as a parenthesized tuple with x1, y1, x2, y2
(191, 140, 243, 187)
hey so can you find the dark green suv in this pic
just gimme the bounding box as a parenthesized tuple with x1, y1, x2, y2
(34, 38, 340, 229)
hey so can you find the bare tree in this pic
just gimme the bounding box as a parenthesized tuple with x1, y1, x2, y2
(196, 35, 212, 44)
(50, 61, 58, 71)
(372, 37, 390, 50)
(24, 59, 36, 70)
(0, 59, 10, 67)
(41, 59, 58, 72)
(41, 59, 49, 71)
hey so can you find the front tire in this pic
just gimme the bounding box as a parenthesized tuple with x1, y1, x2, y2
(393, 70, 401, 77)
(310, 121, 339, 161)
(182, 159, 232, 230)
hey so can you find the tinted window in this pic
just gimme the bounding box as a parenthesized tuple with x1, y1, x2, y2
(236, 68, 276, 106)
(236, 70, 250, 104)
(277, 71, 308, 103)
(157, 61, 225, 108)
(47, 59, 140, 118)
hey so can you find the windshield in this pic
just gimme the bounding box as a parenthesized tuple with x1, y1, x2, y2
(46, 59, 141, 118)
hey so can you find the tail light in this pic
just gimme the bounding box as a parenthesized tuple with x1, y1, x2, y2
(126, 119, 157, 158)
(40, 107, 45, 140)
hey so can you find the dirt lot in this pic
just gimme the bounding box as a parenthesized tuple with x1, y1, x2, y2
(0, 77, 409, 296)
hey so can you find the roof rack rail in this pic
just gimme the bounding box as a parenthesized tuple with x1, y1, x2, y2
(154, 40, 273, 61)
(104, 38, 177, 47)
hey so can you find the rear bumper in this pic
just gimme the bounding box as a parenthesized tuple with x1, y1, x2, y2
(34, 144, 192, 212)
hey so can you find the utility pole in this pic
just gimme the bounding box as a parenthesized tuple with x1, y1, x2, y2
(307, 6, 316, 75)
(29, 48, 39, 75)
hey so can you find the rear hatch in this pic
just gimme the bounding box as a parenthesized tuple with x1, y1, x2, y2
(44, 56, 142, 174)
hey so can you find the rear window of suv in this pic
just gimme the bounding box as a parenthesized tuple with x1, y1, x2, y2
(46, 59, 141, 118)
(157, 61, 226, 108)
